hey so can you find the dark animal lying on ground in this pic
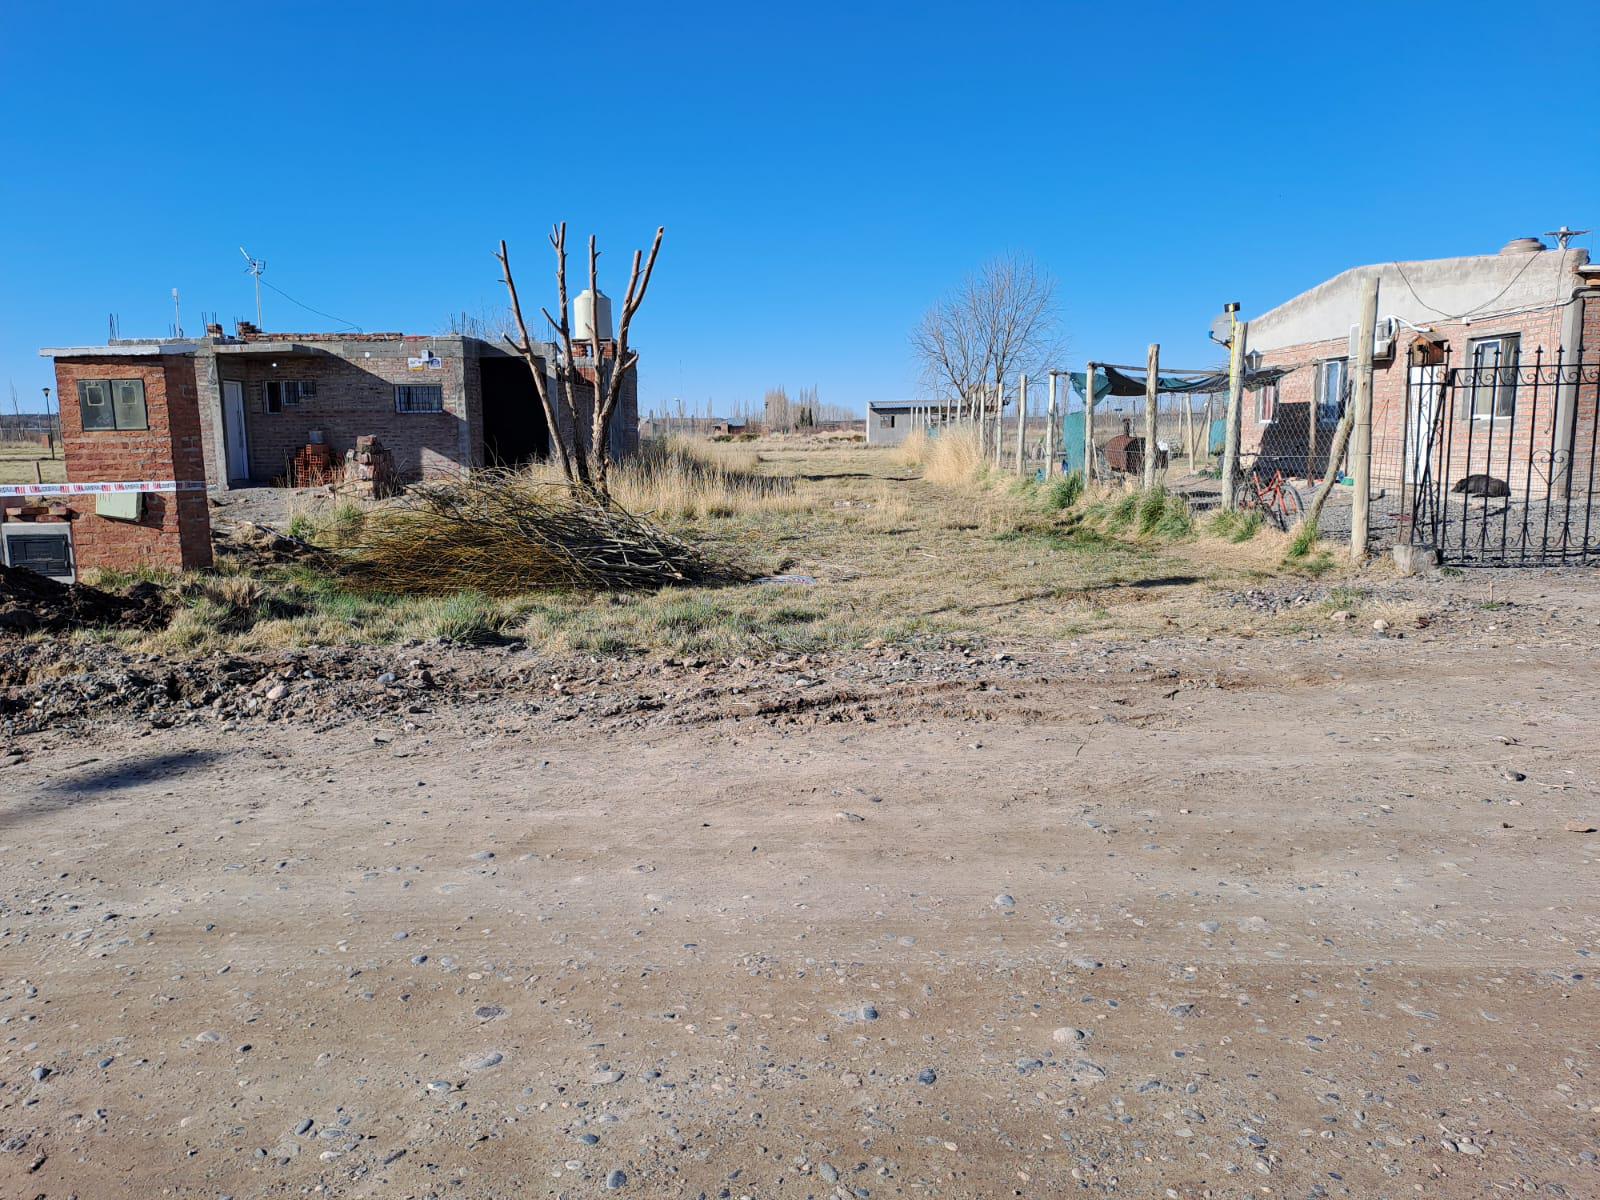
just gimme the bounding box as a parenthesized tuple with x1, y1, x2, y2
(1452, 474, 1511, 498)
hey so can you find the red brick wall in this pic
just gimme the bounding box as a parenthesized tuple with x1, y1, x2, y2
(221, 341, 472, 482)
(1248, 306, 1576, 492)
(55, 355, 213, 573)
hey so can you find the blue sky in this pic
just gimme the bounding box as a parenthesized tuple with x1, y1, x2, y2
(2, 1, 1595, 417)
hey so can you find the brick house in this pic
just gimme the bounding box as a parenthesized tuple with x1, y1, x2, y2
(186, 321, 638, 487)
(30, 322, 640, 576)
(26, 345, 216, 574)
(1242, 238, 1600, 493)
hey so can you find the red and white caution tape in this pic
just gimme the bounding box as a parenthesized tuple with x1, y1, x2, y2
(0, 480, 207, 497)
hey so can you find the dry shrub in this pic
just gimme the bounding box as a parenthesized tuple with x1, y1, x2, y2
(557, 436, 803, 520)
(892, 427, 930, 468)
(842, 481, 915, 531)
(922, 423, 985, 487)
(342, 471, 736, 596)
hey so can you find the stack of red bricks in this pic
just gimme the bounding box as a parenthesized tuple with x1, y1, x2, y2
(288, 444, 339, 487)
(0, 498, 73, 524)
(338, 436, 398, 499)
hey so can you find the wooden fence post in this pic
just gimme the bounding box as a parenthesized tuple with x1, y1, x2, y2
(1015, 374, 1028, 475)
(1083, 362, 1096, 484)
(1307, 377, 1318, 484)
(1350, 275, 1379, 560)
(1221, 316, 1248, 510)
(985, 382, 998, 467)
(1183, 390, 1195, 474)
(1046, 372, 1059, 476)
(1143, 343, 1160, 489)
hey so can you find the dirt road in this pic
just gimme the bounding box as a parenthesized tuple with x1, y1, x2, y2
(3, 576, 1599, 1198)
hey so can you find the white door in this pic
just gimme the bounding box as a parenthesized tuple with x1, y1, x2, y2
(222, 380, 249, 482)
(1406, 365, 1441, 485)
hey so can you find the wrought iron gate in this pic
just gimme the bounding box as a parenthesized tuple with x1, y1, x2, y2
(1404, 347, 1600, 565)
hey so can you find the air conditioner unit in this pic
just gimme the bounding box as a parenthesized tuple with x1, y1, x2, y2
(1349, 317, 1397, 362)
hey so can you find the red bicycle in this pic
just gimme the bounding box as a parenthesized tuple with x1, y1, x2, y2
(1232, 460, 1304, 530)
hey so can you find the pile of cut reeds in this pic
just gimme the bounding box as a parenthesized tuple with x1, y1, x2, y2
(341, 471, 734, 595)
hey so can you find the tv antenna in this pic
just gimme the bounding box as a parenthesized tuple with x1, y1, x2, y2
(239, 247, 266, 325)
(1546, 226, 1589, 250)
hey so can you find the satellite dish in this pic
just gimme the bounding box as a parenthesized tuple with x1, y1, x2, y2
(1209, 302, 1241, 347)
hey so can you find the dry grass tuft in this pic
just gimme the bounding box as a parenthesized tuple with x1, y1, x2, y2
(892, 428, 930, 468)
(341, 470, 737, 596)
(541, 436, 807, 521)
(921, 423, 985, 487)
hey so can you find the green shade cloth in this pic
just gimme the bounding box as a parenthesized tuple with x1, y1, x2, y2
(1067, 364, 1295, 400)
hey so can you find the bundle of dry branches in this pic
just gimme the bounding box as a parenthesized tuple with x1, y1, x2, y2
(340, 471, 734, 596)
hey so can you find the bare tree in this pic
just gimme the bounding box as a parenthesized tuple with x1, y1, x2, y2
(497, 222, 665, 498)
(910, 253, 1063, 412)
(764, 386, 793, 432)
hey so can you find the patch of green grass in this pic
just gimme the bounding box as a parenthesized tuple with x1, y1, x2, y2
(291, 499, 366, 547)
(84, 563, 181, 590)
(1138, 488, 1192, 538)
(1285, 523, 1320, 559)
(418, 591, 515, 643)
(992, 519, 1129, 556)
(1290, 549, 1338, 577)
(1207, 508, 1264, 543)
(1044, 471, 1085, 511)
(1322, 585, 1366, 610)
(1106, 492, 1139, 530)
(1086, 486, 1193, 540)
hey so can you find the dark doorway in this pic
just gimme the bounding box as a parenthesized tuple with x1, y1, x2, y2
(480, 355, 550, 468)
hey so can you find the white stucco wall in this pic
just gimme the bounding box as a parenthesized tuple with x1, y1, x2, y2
(1249, 247, 1590, 352)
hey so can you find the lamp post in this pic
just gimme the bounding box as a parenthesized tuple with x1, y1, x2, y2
(42, 386, 56, 458)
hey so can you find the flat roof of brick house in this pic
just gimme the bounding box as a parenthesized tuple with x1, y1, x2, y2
(1249, 240, 1592, 353)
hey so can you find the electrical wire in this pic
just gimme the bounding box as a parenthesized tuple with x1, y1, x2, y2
(259, 279, 363, 332)
(1391, 249, 1545, 322)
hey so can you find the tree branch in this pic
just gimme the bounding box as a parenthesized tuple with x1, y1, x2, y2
(497, 239, 572, 484)
(546, 222, 591, 487)
(592, 227, 664, 494)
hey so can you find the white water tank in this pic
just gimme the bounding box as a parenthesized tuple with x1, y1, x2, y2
(574, 288, 613, 342)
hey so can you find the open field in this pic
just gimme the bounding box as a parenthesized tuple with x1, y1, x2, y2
(0, 442, 65, 485)
(111, 436, 1361, 660)
(3, 439, 1598, 1198)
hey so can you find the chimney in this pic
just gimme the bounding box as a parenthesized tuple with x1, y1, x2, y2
(1499, 236, 1547, 255)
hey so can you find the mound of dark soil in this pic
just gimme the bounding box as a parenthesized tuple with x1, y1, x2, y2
(0, 564, 169, 635)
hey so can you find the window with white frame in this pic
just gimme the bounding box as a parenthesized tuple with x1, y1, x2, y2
(1314, 358, 1347, 426)
(395, 384, 444, 413)
(263, 380, 316, 413)
(1255, 379, 1278, 424)
(1467, 334, 1518, 419)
